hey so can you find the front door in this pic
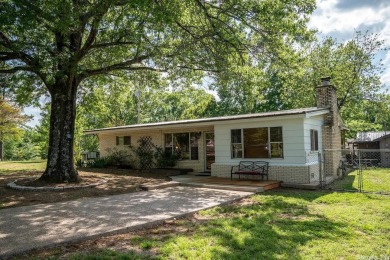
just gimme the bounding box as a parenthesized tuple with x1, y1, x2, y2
(205, 132, 215, 171)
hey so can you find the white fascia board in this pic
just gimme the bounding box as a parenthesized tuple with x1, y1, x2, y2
(304, 110, 329, 118)
(85, 114, 307, 135)
(212, 114, 306, 125)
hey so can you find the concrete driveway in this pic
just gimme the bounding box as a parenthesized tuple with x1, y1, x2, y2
(0, 186, 252, 258)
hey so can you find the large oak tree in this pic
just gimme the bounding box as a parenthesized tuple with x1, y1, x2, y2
(0, 0, 315, 182)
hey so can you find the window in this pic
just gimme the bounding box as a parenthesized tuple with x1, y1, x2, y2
(165, 132, 200, 160)
(231, 129, 242, 158)
(231, 127, 283, 159)
(270, 127, 283, 158)
(116, 136, 131, 145)
(310, 130, 319, 151)
(244, 127, 268, 158)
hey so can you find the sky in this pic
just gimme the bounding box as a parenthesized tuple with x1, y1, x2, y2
(308, 0, 390, 86)
(24, 0, 390, 127)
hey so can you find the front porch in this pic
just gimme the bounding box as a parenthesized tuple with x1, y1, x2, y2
(170, 175, 281, 193)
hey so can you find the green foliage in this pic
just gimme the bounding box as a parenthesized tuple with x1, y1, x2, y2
(106, 148, 133, 166)
(86, 148, 133, 168)
(154, 146, 178, 168)
(2, 127, 44, 160)
(0, 98, 27, 151)
(78, 73, 217, 127)
(86, 157, 112, 168)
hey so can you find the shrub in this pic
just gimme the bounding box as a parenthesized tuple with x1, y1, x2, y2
(86, 157, 112, 168)
(154, 146, 178, 168)
(106, 148, 132, 166)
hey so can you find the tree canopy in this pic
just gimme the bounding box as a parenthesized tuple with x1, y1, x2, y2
(0, 0, 316, 182)
(0, 97, 27, 160)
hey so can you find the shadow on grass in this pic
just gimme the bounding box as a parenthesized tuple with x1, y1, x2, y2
(205, 199, 346, 259)
(326, 170, 358, 191)
(59, 195, 347, 260)
(117, 193, 348, 260)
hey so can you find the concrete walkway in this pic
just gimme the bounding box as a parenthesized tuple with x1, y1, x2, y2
(0, 187, 252, 258)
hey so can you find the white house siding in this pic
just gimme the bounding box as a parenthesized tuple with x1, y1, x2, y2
(210, 115, 324, 184)
(303, 115, 323, 183)
(97, 126, 213, 172)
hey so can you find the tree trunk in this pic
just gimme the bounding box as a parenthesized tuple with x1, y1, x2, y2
(40, 80, 80, 183)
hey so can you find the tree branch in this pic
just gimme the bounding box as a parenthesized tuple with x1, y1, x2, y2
(90, 40, 137, 49)
(177, 65, 219, 73)
(77, 2, 116, 59)
(80, 54, 159, 79)
(0, 66, 33, 73)
(0, 52, 20, 61)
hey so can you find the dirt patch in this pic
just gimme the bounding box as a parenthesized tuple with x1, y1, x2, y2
(0, 168, 172, 209)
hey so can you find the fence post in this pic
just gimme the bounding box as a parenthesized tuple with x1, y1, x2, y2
(358, 150, 363, 192)
(318, 152, 323, 189)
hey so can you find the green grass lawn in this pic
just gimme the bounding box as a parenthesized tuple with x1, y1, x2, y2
(0, 160, 46, 174)
(67, 189, 390, 260)
(329, 168, 390, 193)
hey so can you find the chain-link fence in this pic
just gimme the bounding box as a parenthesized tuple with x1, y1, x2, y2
(322, 149, 390, 194)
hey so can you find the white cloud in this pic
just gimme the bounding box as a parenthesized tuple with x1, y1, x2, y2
(309, 1, 390, 37)
(309, 0, 390, 88)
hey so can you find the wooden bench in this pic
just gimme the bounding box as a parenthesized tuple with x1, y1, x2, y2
(231, 161, 269, 181)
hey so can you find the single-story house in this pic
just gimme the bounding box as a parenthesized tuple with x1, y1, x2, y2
(85, 77, 343, 184)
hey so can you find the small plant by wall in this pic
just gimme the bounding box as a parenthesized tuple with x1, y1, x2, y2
(154, 146, 178, 168)
(106, 148, 133, 166)
(86, 157, 112, 168)
(84, 147, 134, 168)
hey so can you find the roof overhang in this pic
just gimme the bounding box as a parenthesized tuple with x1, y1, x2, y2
(84, 107, 330, 135)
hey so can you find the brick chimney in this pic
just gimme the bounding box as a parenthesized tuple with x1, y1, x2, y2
(316, 77, 342, 178)
(316, 77, 338, 127)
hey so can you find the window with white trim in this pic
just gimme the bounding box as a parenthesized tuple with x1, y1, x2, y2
(231, 129, 243, 158)
(164, 132, 200, 160)
(231, 127, 283, 158)
(310, 129, 319, 151)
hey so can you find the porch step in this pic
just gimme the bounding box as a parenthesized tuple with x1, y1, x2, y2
(263, 181, 283, 191)
(180, 182, 264, 193)
(151, 168, 193, 175)
(169, 175, 281, 193)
